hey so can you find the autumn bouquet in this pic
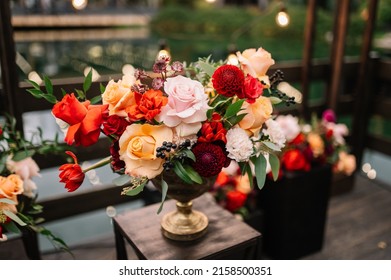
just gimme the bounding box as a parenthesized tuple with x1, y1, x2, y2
(27, 47, 295, 212)
(0, 116, 68, 252)
(273, 110, 356, 177)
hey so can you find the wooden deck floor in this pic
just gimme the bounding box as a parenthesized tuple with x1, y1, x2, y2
(40, 174, 391, 260)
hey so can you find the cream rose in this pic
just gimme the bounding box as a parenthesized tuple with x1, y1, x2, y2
(0, 174, 24, 203)
(236, 48, 275, 87)
(238, 96, 273, 137)
(102, 75, 137, 117)
(119, 124, 173, 179)
(335, 151, 356, 176)
(156, 75, 210, 137)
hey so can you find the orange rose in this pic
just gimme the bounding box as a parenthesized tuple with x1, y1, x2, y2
(119, 124, 173, 179)
(52, 93, 108, 147)
(102, 75, 137, 117)
(0, 174, 24, 203)
(126, 89, 168, 122)
(238, 96, 273, 136)
(334, 151, 356, 176)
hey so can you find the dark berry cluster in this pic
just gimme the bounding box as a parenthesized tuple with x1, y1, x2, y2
(156, 139, 192, 171)
(269, 69, 285, 86)
(275, 90, 296, 106)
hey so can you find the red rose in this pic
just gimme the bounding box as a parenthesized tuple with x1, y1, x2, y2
(238, 74, 264, 103)
(282, 149, 311, 172)
(59, 151, 85, 192)
(52, 93, 108, 147)
(198, 113, 227, 143)
(289, 133, 306, 145)
(212, 65, 245, 97)
(103, 115, 130, 137)
(225, 190, 247, 212)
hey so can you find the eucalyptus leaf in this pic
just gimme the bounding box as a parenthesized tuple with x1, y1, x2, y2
(269, 153, 280, 181)
(263, 141, 281, 152)
(227, 113, 247, 127)
(3, 221, 20, 234)
(26, 88, 44, 98)
(253, 154, 267, 191)
(157, 178, 168, 214)
(0, 198, 17, 204)
(42, 94, 58, 104)
(26, 79, 41, 90)
(124, 182, 146, 196)
(198, 60, 217, 77)
(112, 174, 132, 186)
(3, 210, 27, 226)
(269, 96, 282, 104)
(75, 89, 85, 100)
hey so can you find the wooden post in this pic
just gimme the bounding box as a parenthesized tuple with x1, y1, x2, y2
(0, 0, 23, 131)
(328, 0, 351, 112)
(301, 0, 318, 121)
(351, 0, 379, 166)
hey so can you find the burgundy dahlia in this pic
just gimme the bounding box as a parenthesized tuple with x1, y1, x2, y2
(110, 141, 125, 172)
(191, 142, 227, 177)
(212, 65, 245, 97)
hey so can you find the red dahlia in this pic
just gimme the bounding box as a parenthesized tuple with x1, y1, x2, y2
(212, 65, 245, 97)
(191, 143, 227, 177)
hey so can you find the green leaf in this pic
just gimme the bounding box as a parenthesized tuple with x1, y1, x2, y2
(173, 161, 193, 184)
(0, 198, 17, 204)
(183, 164, 202, 184)
(206, 109, 213, 120)
(224, 99, 244, 119)
(90, 95, 102, 105)
(124, 182, 146, 196)
(269, 153, 280, 181)
(226, 113, 247, 127)
(75, 89, 85, 100)
(182, 149, 196, 162)
(3, 221, 21, 234)
(43, 75, 53, 95)
(42, 94, 58, 104)
(113, 174, 132, 186)
(3, 210, 27, 226)
(253, 154, 267, 191)
(83, 68, 93, 93)
(12, 150, 36, 161)
(157, 178, 168, 214)
(100, 83, 106, 94)
(61, 88, 67, 96)
(198, 60, 217, 77)
(263, 141, 281, 152)
(243, 163, 254, 189)
(26, 88, 44, 98)
(26, 79, 41, 90)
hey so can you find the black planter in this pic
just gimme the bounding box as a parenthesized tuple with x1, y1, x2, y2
(257, 164, 332, 259)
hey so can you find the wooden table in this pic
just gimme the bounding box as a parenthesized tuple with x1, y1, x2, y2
(113, 193, 262, 260)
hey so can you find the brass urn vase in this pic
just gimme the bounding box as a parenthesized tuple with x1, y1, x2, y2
(151, 171, 216, 241)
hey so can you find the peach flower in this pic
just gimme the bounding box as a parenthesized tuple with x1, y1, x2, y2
(102, 75, 137, 117)
(6, 157, 40, 198)
(119, 123, 173, 179)
(238, 96, 273, 136)
(335, 151, 356, 176)
(0, 174, 24, 203)
(307, 132, 325, 158)
(236, 48, 275, 87)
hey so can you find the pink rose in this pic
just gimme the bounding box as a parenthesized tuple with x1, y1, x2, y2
(156, 75, 210, 137)
(6, 157, 40, 198)
(236, 48, 275, 86)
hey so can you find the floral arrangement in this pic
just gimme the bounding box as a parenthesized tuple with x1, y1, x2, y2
(27, 47, 295, 212)
(0, 116, 68, 252)
(273, 109, 356, 177)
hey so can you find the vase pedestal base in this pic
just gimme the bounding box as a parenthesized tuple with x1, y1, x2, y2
(161, 201, 208, 241)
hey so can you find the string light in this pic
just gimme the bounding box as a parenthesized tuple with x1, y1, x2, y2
(276, 4, 290, 27)
(72, 0, 88, 10)
(157, 39, 171, 60)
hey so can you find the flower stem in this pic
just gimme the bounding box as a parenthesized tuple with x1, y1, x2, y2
(82, 156, 111, 173)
